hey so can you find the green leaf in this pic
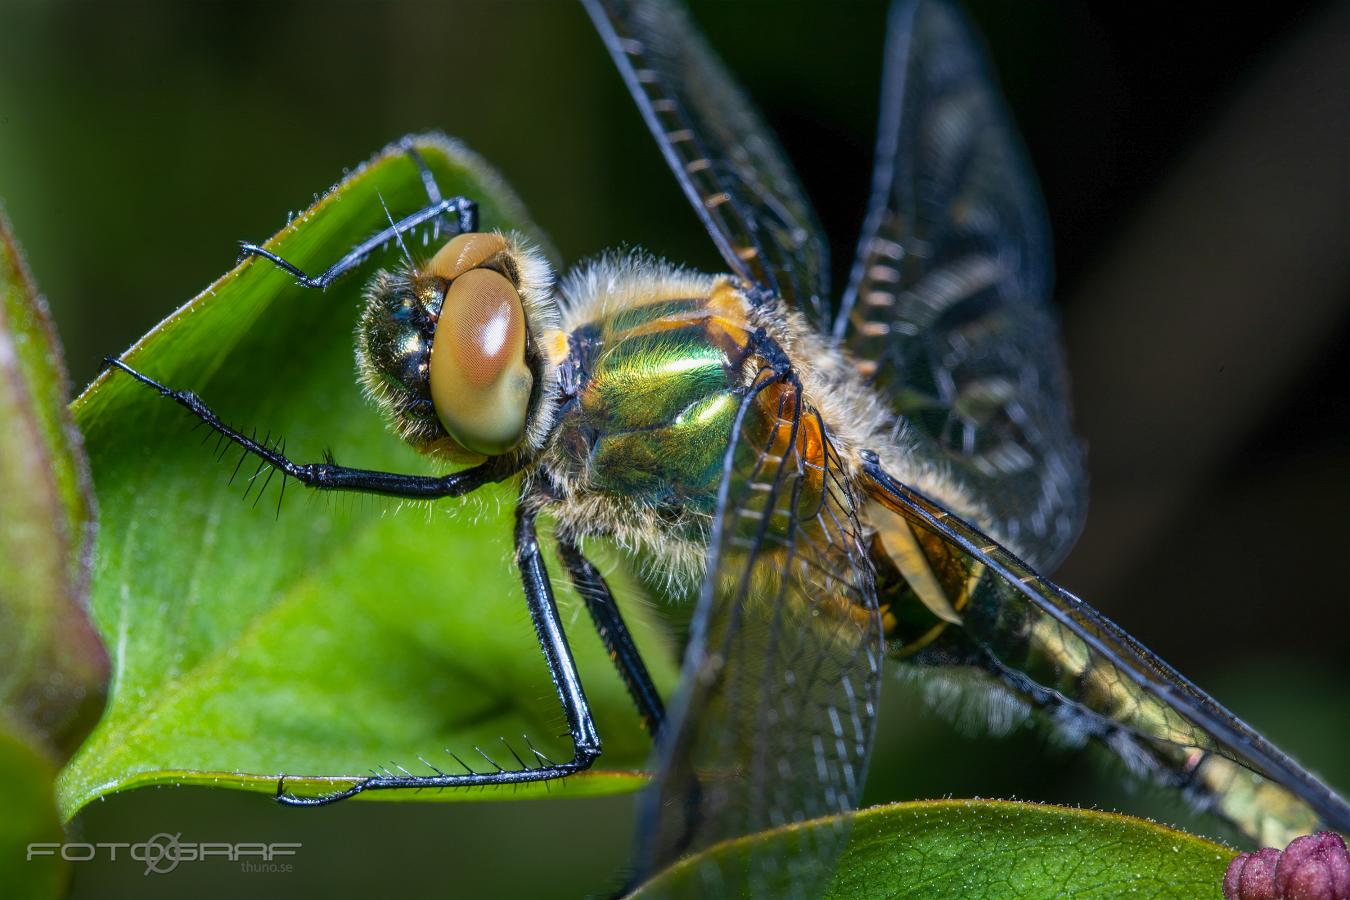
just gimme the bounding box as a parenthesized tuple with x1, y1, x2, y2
(59, 134, 677, 820)
(0, 730, 68, 900)
(0, 207, 106, 759)
(0, 207, 97, 899)
(633, 799, 1236, 899)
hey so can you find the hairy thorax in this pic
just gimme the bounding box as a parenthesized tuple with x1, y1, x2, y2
(527, 254, 974, 592)
(534, 261, 749, 580)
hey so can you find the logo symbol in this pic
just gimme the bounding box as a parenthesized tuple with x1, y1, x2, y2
(139, 833, 182, 875)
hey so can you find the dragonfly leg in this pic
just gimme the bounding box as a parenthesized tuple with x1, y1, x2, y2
(396, 136, 446, 206)
(105, 356, 599, 803)
(558, 540, 666, 738)
(277, 504, 603, 806)
(386, 137, 475, 243)
(236, 192, 479, 290)
(236, 137, 477, 290)
(102, 357, 517, 498)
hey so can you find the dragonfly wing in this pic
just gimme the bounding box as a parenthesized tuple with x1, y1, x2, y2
(635, 367, 883, 894)
(838, 0, 1084, 570)
(582, 0, 833, 330)
(863, 455, 1350, 847)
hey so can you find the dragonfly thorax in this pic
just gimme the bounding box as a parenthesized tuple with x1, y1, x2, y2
(528, 258, 756, 580)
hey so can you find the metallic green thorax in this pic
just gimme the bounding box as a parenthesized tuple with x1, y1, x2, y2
(552, 296, 749, 516)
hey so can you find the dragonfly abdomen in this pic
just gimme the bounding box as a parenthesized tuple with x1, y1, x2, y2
(865, 487, 1328, 846)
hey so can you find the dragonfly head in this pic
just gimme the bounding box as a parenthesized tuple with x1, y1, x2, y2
(355, 231, 561, 461)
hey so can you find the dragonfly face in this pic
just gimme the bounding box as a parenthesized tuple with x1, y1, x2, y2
(355, 230, 559, 460)
(102, 0, 1349, 895)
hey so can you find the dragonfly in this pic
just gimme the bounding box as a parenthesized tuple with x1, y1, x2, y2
(101, 0, 1349, 894)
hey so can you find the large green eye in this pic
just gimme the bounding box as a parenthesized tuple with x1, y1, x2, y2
(428, 267, 532, 456)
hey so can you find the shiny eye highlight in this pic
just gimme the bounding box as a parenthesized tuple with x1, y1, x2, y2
(429, 267, 533, 456)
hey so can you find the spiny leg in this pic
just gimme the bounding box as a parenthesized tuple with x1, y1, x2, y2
(397, 136, 447, 210)
(237, 194, 478, 290)
(558, 540, 666, 738)
(103, 357, 516, 497)
(105, 358, 605, 803)
(279, 504, 603, 805)
(237, 138, 477, 290)
(388, 136, 479, 241)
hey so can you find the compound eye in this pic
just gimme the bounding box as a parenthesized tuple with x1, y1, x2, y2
(429, 268, 533, 456)
(427, 232, 507, 281)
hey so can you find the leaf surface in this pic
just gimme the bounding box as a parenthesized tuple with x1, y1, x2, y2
(60, 135, 675, 819)
(634, 799, 1235, 899)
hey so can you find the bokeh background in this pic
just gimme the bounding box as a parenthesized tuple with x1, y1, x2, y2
(1, 0, 1346, 896)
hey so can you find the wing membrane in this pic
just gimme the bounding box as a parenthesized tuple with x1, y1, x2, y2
(583, 0, 833, 330)
(840, 0, 1084, 570)
(635, 368, 883, 894)
(864, 456, 1350, 847)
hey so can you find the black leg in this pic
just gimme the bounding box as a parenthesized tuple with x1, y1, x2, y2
(397, 137, 444, 207)
(557, 540, 666, 738)
(103, 358, 517, 497)
(236, 137, 477, 290)
(389, 137, 475, 244)
(278, 503, 602, 806)
(237, 195, 478, 290)
(515, 506, 603, 765)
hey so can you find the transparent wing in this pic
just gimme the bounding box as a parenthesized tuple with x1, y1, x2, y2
(838, 0, 1084, 570)
(583, 0, 833, 330)
(635, 368, 883, 895)
(863, 457, 1350, 848)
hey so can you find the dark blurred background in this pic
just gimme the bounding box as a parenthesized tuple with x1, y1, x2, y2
(1, 1, 1345, 896)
